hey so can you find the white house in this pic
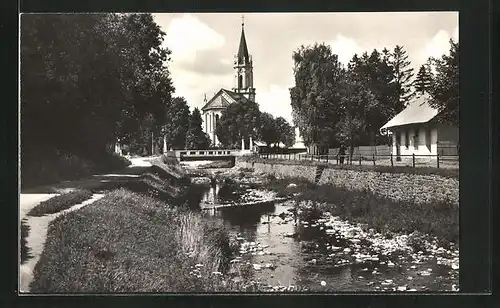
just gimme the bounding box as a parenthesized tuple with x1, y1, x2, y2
(380, 94, 458, 161)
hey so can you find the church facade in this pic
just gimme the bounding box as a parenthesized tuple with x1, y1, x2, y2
(201, 20, 256, 147)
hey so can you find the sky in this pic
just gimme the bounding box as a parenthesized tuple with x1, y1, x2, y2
(152, 12, 458, 124)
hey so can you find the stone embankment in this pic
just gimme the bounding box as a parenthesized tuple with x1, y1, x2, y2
(235, 159, 459, 206)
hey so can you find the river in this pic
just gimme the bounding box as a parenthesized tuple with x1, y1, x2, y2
(184, 163, 459, 292)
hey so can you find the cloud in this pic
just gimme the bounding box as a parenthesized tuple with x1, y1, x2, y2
(257, 84, 294, 123)
(177, 49, 233, 75)
(164, 14, 226, 66)
(329, 34, 364, 65)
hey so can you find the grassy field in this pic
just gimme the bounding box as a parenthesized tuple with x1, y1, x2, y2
(27, 189, 93, 216)
(264, 174, 458, 246)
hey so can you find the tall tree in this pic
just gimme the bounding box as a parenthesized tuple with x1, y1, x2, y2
(413, 65, 434, 95)
(185, 108, 211, 149)
(290, 43, 344, 152)
(20, 13, 174, 159)
(428, 39, 459, 126)
(391, 45, 415, 107)
(162, 97, 190, 150)
(216, 101, 261, 148)
(350, 49, 399, 145)
(335, 67, 378, 159)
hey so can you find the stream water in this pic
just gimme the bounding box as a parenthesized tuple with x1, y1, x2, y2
(187, 165, 459, 292)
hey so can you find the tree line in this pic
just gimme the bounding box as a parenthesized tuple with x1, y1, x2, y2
(21, 13, 213, 163)
(214, 101, 295, 150)
(289, 40, 459, 156)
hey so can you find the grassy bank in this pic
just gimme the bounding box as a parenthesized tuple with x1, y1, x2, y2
(29, 155, 256, 292)
(264, 174, 459, 245)
(30, 189, 238, 292)
(21, 148, 131, 189)
(27, 189, 93, 216)
(238, 156, 459, 179)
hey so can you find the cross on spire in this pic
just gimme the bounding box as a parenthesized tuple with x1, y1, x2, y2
(241, 14, 244, 27)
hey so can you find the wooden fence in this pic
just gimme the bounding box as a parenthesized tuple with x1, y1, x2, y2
(256, 152, 459, 169)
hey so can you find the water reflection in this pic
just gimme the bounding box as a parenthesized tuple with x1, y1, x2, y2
(194, 178, 457, 291)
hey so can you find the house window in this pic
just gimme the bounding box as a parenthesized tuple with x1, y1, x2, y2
(405, 130, 409, 149)
(425, 128, 431, 151)
(414, 128, 420, 147)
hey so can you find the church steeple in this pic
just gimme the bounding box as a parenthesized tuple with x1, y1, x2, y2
(233, 15, 256, 102)
(237, 18, 250, 65)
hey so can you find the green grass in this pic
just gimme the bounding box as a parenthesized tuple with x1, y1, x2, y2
(238, 156, 459, 179)
(27, 189, 94, 217)
(265, 176, 459, 245)
(29, 189, 239, 293)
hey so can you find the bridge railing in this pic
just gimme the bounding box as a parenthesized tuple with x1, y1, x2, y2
(175, 149, 244, 157)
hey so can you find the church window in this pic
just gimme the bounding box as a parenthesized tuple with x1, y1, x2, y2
(238, 75, 243, 89)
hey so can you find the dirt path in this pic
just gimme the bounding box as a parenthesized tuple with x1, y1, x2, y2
(19, 156, 154, 293)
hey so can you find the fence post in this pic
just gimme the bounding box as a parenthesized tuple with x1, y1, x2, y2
(372, 154, 376, 166)
(390, 154, 394, 167)
(294, 153, 296, 160)
(359, 155, 362, 166)
(412, 153, 415, 168)
(326, 153, 329, 163)
(437, 154, 440, 168)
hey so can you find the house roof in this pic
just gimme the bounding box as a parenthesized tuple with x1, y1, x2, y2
(201, 88, 251, 111)
(380, 94, 439, 131)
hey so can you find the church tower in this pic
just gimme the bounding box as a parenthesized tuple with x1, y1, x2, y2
(233, 17, 256, 102)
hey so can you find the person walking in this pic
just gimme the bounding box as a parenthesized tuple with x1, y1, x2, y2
(339, 144, 346, 165)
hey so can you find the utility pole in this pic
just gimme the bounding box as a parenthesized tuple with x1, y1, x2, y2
(151, 132, 154, 156)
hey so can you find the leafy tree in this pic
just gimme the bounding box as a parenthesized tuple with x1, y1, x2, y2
(257, 112, 279, 147)
(428, 39, 459, 126)
(275, 117, 295, 148)
(413, 65, 434, 95)
(216, 101, 261, 148)
(185, 108, 211, 149)
(391, 45, 415, 107)
(20, 13, 174, 160)
(336, 67, 378, 159)
(290, 43, 344, 152)
(349, 49, 399, 145)
(161, 97, 190, 150)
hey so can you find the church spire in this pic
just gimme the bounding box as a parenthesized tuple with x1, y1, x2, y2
(237, 16, 249, 65)
(233, 16, 255, 102)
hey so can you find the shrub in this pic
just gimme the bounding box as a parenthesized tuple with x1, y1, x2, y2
(27, 189, 93, 216)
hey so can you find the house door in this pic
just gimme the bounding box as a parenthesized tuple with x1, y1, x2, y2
(395, 132, 401, 161)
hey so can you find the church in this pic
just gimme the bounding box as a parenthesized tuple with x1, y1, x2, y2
(201, 19, 256, 147)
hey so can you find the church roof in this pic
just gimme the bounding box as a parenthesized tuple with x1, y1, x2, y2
(237, 24, 250, 64)
(201, 88, 251, 111)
